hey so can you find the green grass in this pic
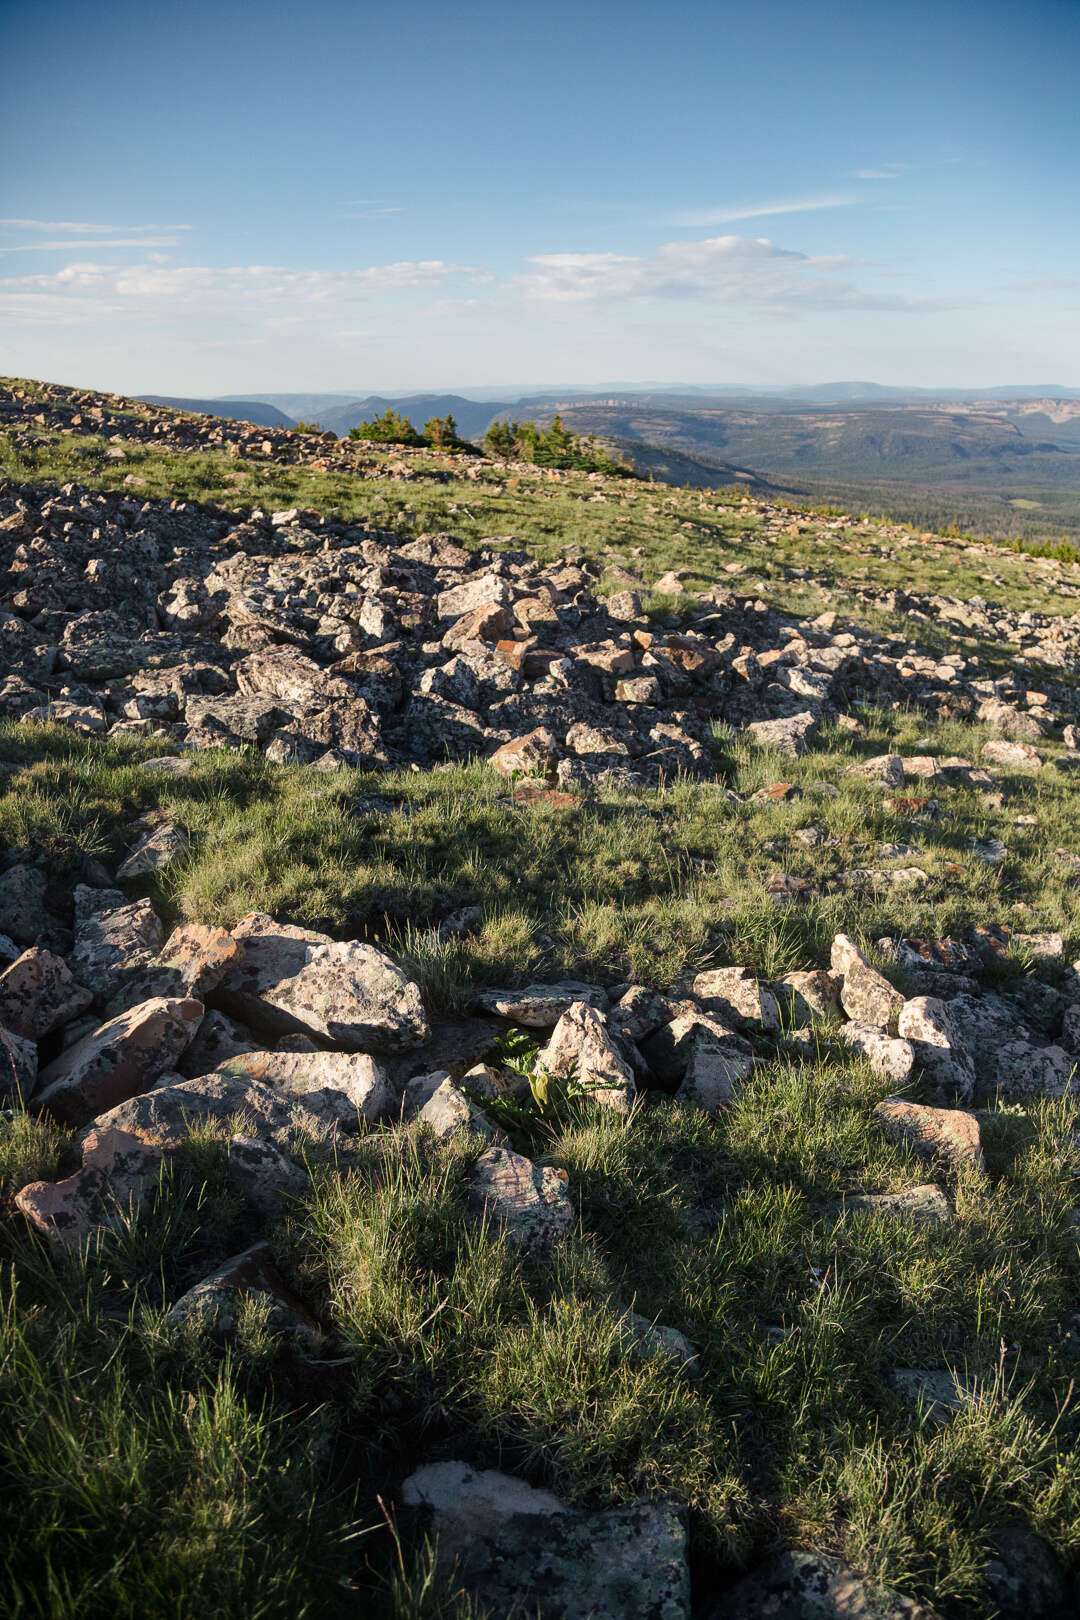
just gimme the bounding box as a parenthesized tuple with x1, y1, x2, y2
(4, 388, 1080, 1612)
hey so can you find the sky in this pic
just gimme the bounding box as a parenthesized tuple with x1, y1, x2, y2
(1, 0, 1078, 395)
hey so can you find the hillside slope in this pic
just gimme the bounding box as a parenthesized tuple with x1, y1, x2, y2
(140, 395, 295, 429)
(2, 376, 1080, 1620)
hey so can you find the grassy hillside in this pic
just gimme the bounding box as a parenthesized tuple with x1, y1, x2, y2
(3, 379, 1080, 1617)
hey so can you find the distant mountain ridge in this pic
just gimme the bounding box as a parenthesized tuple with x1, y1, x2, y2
(140, 395, 294, 429)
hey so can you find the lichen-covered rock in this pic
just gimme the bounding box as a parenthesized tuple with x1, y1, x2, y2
(34, 996, 204, 1126)
(540, 1001, 637, 1114)
(838, 1021, 916, 1085)
(839, 1184, 953, 1225)
(745, 711, 819, 757)
(773, 969, 842, 1024)
(0, 947, 93, 1040)
(620, 1310, 700, 1373)
(721, 1550, 941, 1619)
(476, 981, 607, 1027)
(214, 1049, 393, 1128)
(106, 923, 242, 1016)
(167, 1242, 321, 1343)
(897, 996, 976, 1101)
(456, 1496, 690, 1620)
(84, 1070, 327, 1148)
(836, 948, 905, 1035)
(467, 1145, 573, 1253)
(71, 885, 164, 998)
(680, 1038, 754, 1112)
(640, 1010, 751, 1088)
(219, 913, 428, 1052)
(226, 1134, 309, 1214)
(874, 1097, 984, 1170)
(116, 822, 190, 879)
(490, 726, 560, 778)
(691, 966, 781, 1032)
(15, 1127, 162, 1253)
(0, 863, 54, 946)
(417, 1076, 503, 1140)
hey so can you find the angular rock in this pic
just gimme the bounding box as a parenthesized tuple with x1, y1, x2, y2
(745, 710, 819, 757)
(15, 1127, 162, 1253)
(86, 1070, 327, 1148)
(489, 726, 560, 778)
(34, 996, 204, 1126)
(774, 969, 842, 1024)
(401, 1462, 566, 1566)
(838, 1021, 916, 1084)
(106, 923, 242, 1016)
(220, 913, 428, 1052)
(116, 822, 190, 879)
(457, 1497, 690, 1620)
(0, 1022, 37, 1103)
(681, 1039, 754, 1112)
(176, 1007, 258, 1077)
(467, 1145, 573, 1253)
(540, 1002, 637, 1114)
(874, 1097, 984, 1170)
(0, 863, 53, 946)
(641, 1010, 752, 1088)
(832, 937, 905, 1034)
(691, 966, 781, 1032)
(226, 1133, 309, 1214)
(417, 1076, 503, 1140)
(0, 948, 92, 1040)
(845, 753, 905, 788)
(168, 1242, 321, 1343)
(215, 1049, 393, 1128)
(840, 1184, 952, 1225)
(897, 996, 976, 1101)
(71, 885, 164, 998)
(723, 1550, 941, 1620)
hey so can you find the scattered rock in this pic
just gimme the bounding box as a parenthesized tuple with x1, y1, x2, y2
(838, 1021, 915, 1085)
(721, 1549, 941, 1619)
(839, 1184, 952, 1225)
(15, 1127, 162, 1252)
(874, 1098, 984, 1170)
(34, 996, 204, 1126)
(168, 1242, 322, 1343)
(0, 948, 93, 1040)
(897, 996, 976, 1101)
(467, 1145, 573, 1252)
(540, 1001, 637, 1114)
(400, 1462, 566, 1565)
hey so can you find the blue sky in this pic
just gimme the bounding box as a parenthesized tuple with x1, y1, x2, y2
(2, 0, 1077, 394)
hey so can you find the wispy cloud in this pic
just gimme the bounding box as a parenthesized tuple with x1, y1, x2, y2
(342, 201, 403, 221)
(515, 233, 952, 313)
(0, 237, 186, 254)
(673, 193, 856, 227)
(849, 164, 910, 180)
(0, 258, 489, 325)
(0, 219, 193, 233)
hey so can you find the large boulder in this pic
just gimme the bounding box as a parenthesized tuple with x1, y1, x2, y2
(214, 1049, 394, 1129)
(33, 996, 204, 1126)
(218, 913, 428, 1052)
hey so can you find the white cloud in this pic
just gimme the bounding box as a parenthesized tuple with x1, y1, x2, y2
(515, 234, 948, 313)
(0, 219, 192, 233)
(850, 164, 910, 180)
(0, 237, 186, 254)
(674, 194, 856, 227)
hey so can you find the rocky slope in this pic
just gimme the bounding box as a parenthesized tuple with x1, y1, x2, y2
(3, 378, 1080, 1618)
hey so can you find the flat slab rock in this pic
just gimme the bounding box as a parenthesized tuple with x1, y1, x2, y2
(719, 1550, 942, 1619)
(84, 1070, 329, 1149)
(401, 1462, 566, 1565)
(476, 981, 607, 1027)
(455, 1497, 690, 1620)
(838, 1184, 953, 1225)
(219, 913, 428, 1052)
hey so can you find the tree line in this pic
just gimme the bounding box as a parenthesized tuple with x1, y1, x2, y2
(347, 409, 629, 474)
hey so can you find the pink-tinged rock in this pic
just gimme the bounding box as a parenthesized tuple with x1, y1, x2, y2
(489, 727, 560, 778)
(15, 1127, 162, 1253)
(874, 1097, 984, 1170)
(467, 1146, 573, 1253)
(86, 1070, 326, 1149)
(0, 948, 93, 1040)
(106, 923, 242, 1015)
(219, 913, 428, 1052)
(436, 574, 514, 620)
(34, 996, 204, 1126)
(214, 1049, 393, 1128)
(0, 1022, 38, 1103)
(540, 1002, 636, 1115)
(167, 1241, 322, 1343)
(442, 602, 515, 650)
